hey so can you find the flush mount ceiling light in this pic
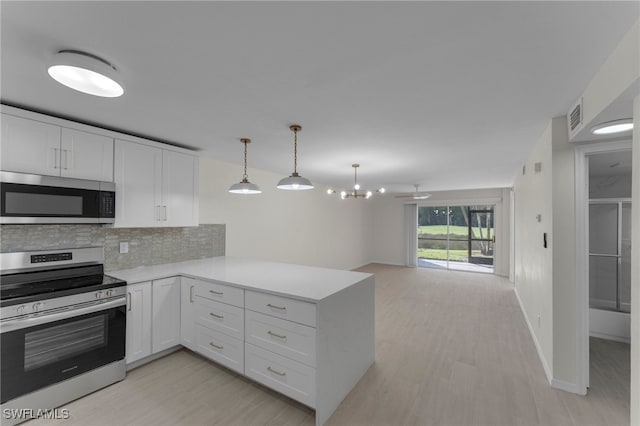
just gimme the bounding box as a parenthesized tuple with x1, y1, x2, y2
(47, 50, 124, 97)
(590, 118, 633, 135)
(327, 163, 385, 200)
(277, 125, 314, 190)
(229, 138, 262, 194)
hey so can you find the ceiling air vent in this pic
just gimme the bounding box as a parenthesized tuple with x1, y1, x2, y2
(567, 97, 583, 140)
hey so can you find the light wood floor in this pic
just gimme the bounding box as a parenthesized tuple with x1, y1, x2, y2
(27, 264, 630, 426)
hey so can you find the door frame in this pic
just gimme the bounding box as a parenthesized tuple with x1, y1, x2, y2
(574, 139, 632, 392)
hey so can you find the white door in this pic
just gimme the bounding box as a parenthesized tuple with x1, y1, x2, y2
(180, 279, 196, 350)
(152, 276, 182, 353)
(1, 114, 61, 175)
(114, 139, 163, 227)
(126, 281, 153, 364)
(61, 128, 114, 181)
(162, 150, 199, 227)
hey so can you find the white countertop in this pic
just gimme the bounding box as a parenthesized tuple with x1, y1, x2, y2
(107, 257, 373, 302)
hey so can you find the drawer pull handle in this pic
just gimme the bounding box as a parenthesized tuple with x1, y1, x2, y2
(267, 366, 286, 377)
(209, 342, 224, 350)
(267, 330, 287, 339)
(267, 303, 286, 311)
(209, 312, 224, 319)
(209, 290, 224, 296)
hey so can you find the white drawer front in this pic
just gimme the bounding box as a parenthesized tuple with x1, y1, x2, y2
(246, 310, 316, 367)
(186, 277, 244, 308)
(245, 291, 316, 327)
(195, 298, 244, 340)
(245, 343, 316, 408)
(196, 325, 244, 374)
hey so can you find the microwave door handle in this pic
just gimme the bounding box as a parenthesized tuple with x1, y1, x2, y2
(0, 297, 125, 333)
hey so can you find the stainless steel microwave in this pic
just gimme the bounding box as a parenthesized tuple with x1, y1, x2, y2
(0, 171, 115, 224)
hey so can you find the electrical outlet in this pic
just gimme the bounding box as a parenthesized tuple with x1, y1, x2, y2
(119, 242, 129, 254)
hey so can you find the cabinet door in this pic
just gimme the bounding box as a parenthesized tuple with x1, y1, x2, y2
(152, 276, 182, 353)
(126, 281, 153, 364)
(1, 114, 61, 175)
(60, 128, 114, 181)
(114, 139, 163, 227)
(180, 279, 196, 350)
(162, 150, 199, 227)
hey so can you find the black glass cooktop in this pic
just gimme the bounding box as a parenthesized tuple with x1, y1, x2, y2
(0, 264, 126, 307)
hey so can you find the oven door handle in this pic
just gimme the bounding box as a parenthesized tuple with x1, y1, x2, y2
(0, 296, 126, 333)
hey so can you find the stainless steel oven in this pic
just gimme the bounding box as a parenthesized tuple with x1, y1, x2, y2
(0, 171, 115, 224)
(0, 247, 126, 425)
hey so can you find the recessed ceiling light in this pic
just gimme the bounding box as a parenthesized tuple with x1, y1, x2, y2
(47, 50, 124, 98)
(590, 119, 633, 135)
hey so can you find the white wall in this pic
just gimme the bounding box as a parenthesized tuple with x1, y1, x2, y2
(369, 187, 511, 276)
(199, 156, 372, 270)
(551, 117, 578, 387)
(513, 121, 554, 382)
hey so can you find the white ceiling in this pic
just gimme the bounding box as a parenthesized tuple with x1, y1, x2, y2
(1, 1, 638, 193)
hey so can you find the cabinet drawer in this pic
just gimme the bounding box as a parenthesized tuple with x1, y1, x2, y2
(245, 343, 315, 408)
(196, 325, 244, 374)
(187, 277, 244, 308)
(195, 298, 244, 341)
(246, 310, 316, 367)
(245, 291, 316, 327)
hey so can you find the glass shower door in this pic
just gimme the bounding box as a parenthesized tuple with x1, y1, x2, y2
(620, 203, 631, 313)
(588, 202, 631, 313)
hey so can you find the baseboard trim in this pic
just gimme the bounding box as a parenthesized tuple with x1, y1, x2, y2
(551, 378, 585, 395)
(513, 287, 553, 385)
(589, 331, 631, 344)
(126, 346, 181, 371)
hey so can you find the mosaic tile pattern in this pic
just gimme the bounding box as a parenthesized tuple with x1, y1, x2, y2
(0, 224, 225, 272)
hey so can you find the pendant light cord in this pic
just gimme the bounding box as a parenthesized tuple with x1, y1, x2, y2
(293, 127, 298, 174)
(243, 140, 248, 180)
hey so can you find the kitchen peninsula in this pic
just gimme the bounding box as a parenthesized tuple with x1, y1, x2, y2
(109, 256, 375, 426)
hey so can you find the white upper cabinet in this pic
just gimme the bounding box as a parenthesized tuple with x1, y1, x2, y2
(162, 150, 199, 227)
(61, 128, 114, 181)
(1, 113, 114, 182)
(114, 139, 198, 228)
(1, 114, 61, 176)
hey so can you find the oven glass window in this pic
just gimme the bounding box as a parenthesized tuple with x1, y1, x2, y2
(5, 192, 83, 215)
(24, 315, 107, 371)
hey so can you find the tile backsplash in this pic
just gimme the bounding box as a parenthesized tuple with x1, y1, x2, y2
(0, 224, 225, 272)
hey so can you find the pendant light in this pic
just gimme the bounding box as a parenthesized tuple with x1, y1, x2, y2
(277, 125, 314, 190)
(327, 164, 385, 199)
(229, 138, 261, 194)
(48, 50, 124, 97)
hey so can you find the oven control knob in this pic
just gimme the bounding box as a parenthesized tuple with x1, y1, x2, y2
(96, 291, 103, 299)
(16, 305, 25, 315)
(32, 302, 42, 312)
(105, 289, 114, 297)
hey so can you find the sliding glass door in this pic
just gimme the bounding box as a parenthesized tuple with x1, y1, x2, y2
(417, 205, 494, 273)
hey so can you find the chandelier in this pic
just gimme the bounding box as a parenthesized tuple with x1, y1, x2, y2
(327, 163, 385, 199)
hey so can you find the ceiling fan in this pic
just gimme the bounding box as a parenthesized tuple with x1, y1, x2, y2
(394, 184, 432, 200)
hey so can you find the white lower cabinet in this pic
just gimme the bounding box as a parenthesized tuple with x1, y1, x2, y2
(196, 325, 244, 374)
(125, 281, 152, 364)
(245, 309, 316, 367)
(180, 281, 196, 350)
(245, 343, 316, 408)
(152, 276, 182, 353)
(126, 277, 181, 365)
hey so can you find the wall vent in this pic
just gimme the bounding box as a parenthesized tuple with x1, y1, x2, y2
(567, 97, 583, 140)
